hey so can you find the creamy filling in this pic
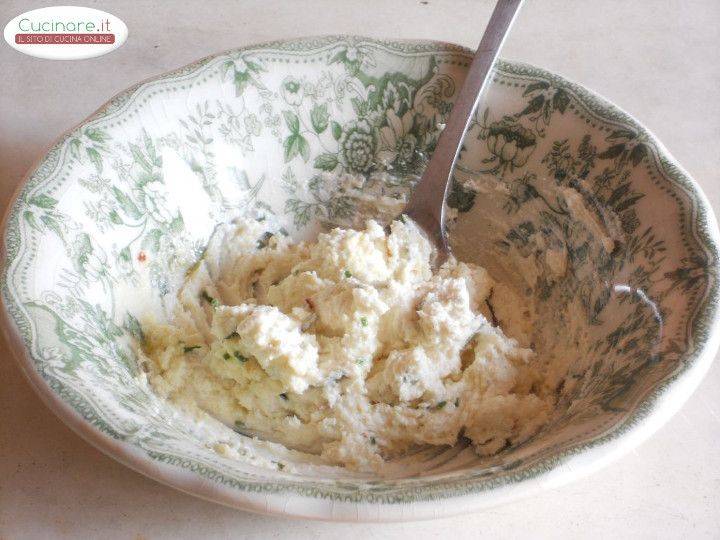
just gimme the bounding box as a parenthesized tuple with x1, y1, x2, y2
(140, 218, 553, 472)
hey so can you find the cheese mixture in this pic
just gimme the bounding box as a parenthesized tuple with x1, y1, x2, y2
(141, 218, 553, 471)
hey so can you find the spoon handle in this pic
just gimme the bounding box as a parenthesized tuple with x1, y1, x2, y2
(405, 0, 524, 253)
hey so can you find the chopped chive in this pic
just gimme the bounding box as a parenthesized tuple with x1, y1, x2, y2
(344, 269, 352, 278)
(256, 231, 274, 249)
(183, 345, 201, 353)
(360, 316, 368, 327)
(279, 392, 288, 401)
(276, 462, 285, 470)
(370, 436, 376, 445)
(436, 400, 447, 409)
(223, 352, 231, 360)
(355, 357, 368, 365)
(201, 290, 219, 308)
(233, 351, 248, 363)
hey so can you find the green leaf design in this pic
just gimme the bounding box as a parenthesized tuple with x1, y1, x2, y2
(283, 110, 300, 134)
(86, 147, 103, 173)
(111, 187, 142, 219)
(615, 194, 644, 212)
(23, 211, 39, 230)
(141, 229, 163, 254)
(552, 89, 570, 113)
(314, 153, 338, 171)
(29, 194, 58, 209)
(310, 103, 329, 133)
(350, 97, 363, 116)
(72, 233, 93, 275)
(329, 50, 347, 65)
(220, 60, 234, 81)
(130, 143, 153, 173)
(298, 135, 310, 162)
(69, 138, 81, 159)
(284, 198, 314, 226)
(522, 81, 550, 96)
(284, 134, 300, 162)
(40, 215, 63, 240)
(84, 127, 108, 143)
(607, 183, 631, 206)
(170, 214, 184, 233)
(108, 210, 123, 225)
(143, 130, 161, 167)
(234, 70, 251, 97)
(608, 128, 637, 140)
(118, 246, 131, 263)
(331, 121, 342, 140)
(124, 313, 144, 342)
(136, 171, 161, 186)
(284, 133, 309, 162)
(629, 144, 647, 166)
(447, 181, 477, 213)
(598, 143, 625, 160)
(520, 94, 545, 116)
(246, 60, 263, 73)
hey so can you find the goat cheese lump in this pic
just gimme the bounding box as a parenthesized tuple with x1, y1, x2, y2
(141, 218, 552, 471)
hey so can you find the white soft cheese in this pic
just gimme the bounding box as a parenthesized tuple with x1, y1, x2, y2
(142, 218, 552, 471)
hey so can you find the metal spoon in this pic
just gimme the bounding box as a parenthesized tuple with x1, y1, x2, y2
(404, 0, 524, 264)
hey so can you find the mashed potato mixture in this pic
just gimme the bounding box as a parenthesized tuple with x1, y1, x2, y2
(141, 218, 552, 471)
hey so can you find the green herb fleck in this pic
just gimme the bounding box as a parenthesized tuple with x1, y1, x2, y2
(279, 393, 288, 401)
(225, 331, 239, 340)
(360, 316, 368, 327)
(201, 290, 219, 308)
(436, 400, 447, 409)
(355, 357, 369, 366)
(455, 397, 460, 407)
(223, 352, 231, 360)
(344, 269, 352, 278)
(276, 462, 285, 470)
(370, 436, 376, 445)
(183, 345, 201, 353)
(233, 351, 248, 363)
(256, 231, 274, 249)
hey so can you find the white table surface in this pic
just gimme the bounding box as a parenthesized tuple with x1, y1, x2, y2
(1, 1, 719, 538)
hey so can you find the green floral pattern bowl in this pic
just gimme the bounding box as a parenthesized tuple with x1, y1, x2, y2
(2, 36, 719, 521)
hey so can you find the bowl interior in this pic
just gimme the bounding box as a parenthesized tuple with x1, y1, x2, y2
(3, 37, 717, 502)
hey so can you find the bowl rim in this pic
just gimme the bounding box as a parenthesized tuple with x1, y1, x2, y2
(2, 35, 719, 522)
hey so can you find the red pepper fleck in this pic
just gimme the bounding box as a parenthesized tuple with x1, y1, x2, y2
(137, 251, 147, 263)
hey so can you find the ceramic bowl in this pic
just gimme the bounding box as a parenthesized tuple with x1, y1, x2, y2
(2, 36, 719, 521)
